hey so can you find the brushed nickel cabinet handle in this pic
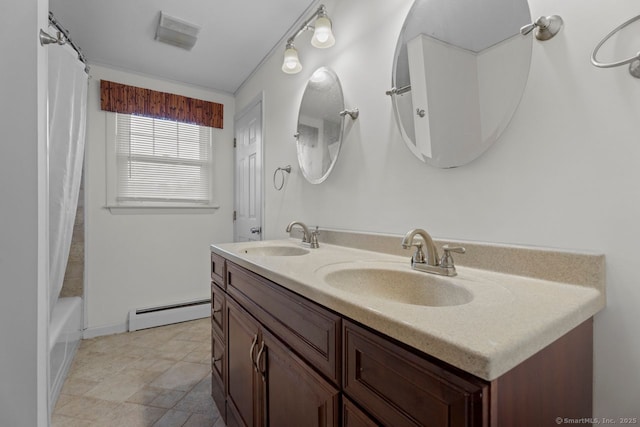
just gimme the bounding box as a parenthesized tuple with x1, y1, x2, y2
(256, 340, 266, 377)
(249, 334, 258, 371)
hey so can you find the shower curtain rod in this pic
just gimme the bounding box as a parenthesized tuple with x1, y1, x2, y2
(42, 11, 89, 73)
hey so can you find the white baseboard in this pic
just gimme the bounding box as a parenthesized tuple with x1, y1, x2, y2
(82, 299, 212, 338)
(83, 322, 128, 339)
(128, 299, 211, 332)
(50, 339, 79, 408)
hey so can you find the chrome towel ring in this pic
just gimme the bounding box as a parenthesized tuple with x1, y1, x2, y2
(273, 165, 291, 191)
(591, 14, 640, 78)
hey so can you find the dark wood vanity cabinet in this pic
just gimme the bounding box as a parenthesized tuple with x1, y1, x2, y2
(210, 254, 227, 422)
(211, 283, 226, 339)
(226, 262, 341, 385)
(261, 323, 339, 426)
(226, 297, 262, 427)
(342, 397, 379, 427)
(220, 261, 341, 427)
(211, 328, 226, 420)
(211, 252, 226, 286)
(212, 254, 594, 427)
(343, 321, 486, 427)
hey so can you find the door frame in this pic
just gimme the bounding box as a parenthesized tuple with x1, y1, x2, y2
(234, 92, 265, 242)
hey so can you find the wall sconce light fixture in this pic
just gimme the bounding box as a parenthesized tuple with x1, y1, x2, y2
(282, 4, 335, 74)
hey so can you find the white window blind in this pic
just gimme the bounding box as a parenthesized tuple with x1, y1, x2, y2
(114, 114, 213, 205)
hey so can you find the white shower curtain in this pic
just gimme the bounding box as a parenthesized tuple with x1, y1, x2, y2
(48, 39, 88, 317)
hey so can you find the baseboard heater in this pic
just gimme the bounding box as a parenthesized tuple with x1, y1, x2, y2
(128, 298, 211, 332)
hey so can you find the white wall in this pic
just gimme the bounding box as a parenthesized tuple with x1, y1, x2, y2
(0, 0, 49, 425)
(84, 66, 235, 333)
(236, 0, 640, 418)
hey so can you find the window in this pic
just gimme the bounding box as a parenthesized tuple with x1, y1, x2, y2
(106, 113, 216, 209)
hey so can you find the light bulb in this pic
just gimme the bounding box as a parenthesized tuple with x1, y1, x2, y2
(311, 16, 335, 48)
(282, 46, 302, 74)
(310, 68, 328, 83)
(315, 29, 330, 43)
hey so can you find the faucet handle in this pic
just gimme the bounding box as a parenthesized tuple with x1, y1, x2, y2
(440, 245, 465, 268)
(407, 241, 426, 264)
(310, 227, 320, 249)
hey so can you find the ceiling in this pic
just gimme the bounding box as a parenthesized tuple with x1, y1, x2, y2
(49, 0, 316, 94)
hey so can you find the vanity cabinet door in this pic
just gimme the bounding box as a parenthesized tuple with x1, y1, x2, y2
(343, 397, 380, 427)
(261, 328, 339, 427)
(226, 295, 338, 427)
(226, 298, 262, 427)
(211, 277, 227, 421)
(211, 332, 226, 421)
(226, 261, 341, 385)
(343, 321, 487, 427)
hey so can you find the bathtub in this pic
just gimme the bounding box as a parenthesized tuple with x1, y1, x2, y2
(49, 297, 82, 407)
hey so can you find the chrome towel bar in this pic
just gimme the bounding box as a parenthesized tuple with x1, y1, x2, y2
(591, 14, 640, 79)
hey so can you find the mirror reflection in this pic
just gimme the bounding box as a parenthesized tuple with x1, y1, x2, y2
(296, 67, 345, 184)
(392, 0, 532, 168)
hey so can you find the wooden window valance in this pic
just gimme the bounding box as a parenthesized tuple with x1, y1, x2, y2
(100, 80, 223, 129)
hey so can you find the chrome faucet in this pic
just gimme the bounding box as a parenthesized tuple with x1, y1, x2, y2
(286, 221, 319, 249)
(401, 228, 465, 276)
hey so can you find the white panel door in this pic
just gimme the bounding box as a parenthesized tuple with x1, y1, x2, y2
(234, 100, 262, 242)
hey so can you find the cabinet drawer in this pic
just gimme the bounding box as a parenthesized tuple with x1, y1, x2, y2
(211, 332, 226, 421)
(211, 283, 226, 340)
(211, 252, 226, 287)
(227, 261, 341, 385)
(343, 321, 487, 427)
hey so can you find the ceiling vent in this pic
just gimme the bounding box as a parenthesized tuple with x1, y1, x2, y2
(155, 11, 200, 51)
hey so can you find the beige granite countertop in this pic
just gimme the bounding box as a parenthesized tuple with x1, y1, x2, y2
(210, 237, 605, 381)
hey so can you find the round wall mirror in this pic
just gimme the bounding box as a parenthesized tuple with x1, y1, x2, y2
(392, 0, 532, 168)
(296, 67, 345, 184)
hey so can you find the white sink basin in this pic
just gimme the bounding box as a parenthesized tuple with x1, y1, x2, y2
(321, 263, 473, 307)
(241, 245, 310, 256)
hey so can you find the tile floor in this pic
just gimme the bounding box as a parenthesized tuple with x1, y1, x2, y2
(52, 318, 226, 427)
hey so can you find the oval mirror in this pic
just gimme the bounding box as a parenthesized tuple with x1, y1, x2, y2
(392, 0, 532, 168)
(296, 67, 345, 184)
